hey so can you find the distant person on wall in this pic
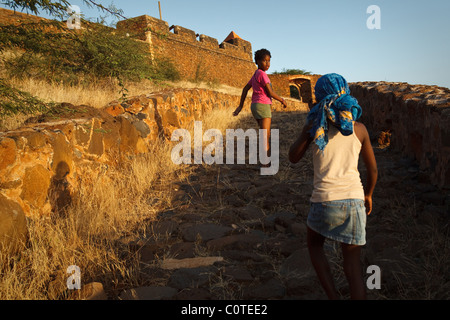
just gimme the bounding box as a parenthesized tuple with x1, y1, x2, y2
(288, 73, 378, 300)
(233, 48, 287, 162)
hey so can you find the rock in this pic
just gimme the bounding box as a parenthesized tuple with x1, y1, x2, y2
(236, 205, 265, 220)
(206, 233, 263, 252)
(104, 103, 125, 117)
(0, 193, 28, 254)
(289, 222, 307, 236)
(0, 137, 16, 171)
(120, 286, 178, 300)
(51, 133, 73, 181)
(272, 210, 297, 228)
(139, 244, 162, 263)
(149, 220, 179, 239)
(167, 267, 214, 289)
(267, 236, 302, 257)
(243, 278, 285, 299)
(133, 120, 151, 138)
(161, 257, 224, 270)
(220, 250, 264, 262)
(70, 282, 108, 300)
(222, 266, 254, 283)
(169, 242, 196, 259)
(224, 194, 247, 207)
(285, 276, 318, 296)
(180, 223, 232, 242)
(174, 288, 212, 300)
(20, 165, 52, 208)
(279, 248, 314, 278)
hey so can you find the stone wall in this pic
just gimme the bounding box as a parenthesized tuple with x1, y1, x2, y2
(350, 82, 450, 189)
(0, 89, 308, 220)
(269, 74, 322, 105)
(0, 8, 258, 90)
(116, 15, 256, 88)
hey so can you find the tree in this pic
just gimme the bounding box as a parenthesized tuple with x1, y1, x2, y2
(0, 0, 181, 117)
(1, 0, 125, 20)
(272, 68, 312, 75)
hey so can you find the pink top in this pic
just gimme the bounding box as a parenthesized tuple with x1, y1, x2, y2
(248, 69, 272, 104)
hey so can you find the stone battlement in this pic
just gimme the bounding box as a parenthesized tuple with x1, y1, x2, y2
(0, 7, 257, 89)
(116, 15, 256, 88)
(116, 15, 252, 61)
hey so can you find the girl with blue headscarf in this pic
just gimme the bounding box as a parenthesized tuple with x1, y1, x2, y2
(289, 73, 378, 300)
(308, 73, 362, 151)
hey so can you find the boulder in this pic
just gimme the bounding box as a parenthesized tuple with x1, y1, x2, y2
(120, 286, 178, 300)
(70, 282, 108, 300)
(0, 193, 28, 254)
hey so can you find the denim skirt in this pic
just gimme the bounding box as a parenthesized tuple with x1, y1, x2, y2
(307, 199, 367, 246)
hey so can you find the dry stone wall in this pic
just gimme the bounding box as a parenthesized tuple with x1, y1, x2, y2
(350, 82, 450, 189)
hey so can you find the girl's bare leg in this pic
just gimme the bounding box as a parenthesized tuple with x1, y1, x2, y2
(341, 243, 366, 300)
(307, 227, 339, 299)
(257, 118, 271, 157)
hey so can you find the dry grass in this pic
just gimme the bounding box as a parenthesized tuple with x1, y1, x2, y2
(0, 101, 247, 299)
(0, 74, 243, 132)
(0, 139, 182, 299)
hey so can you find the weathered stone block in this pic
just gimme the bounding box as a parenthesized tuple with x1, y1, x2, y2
(0, 193, 28, 254)
(0, 137, 16, 171)
(20, 164, 52, 208)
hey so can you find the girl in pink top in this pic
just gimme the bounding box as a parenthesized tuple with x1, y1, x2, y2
(233, 49, 287, 160)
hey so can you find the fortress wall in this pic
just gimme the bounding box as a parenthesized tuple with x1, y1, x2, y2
(268, 75, 291, 98)
(116, 15, 256, 88)
(350, 82, 450, 188)
(0, 8, 258, 89)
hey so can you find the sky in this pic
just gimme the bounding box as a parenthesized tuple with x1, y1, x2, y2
(2, 0, 450, 88)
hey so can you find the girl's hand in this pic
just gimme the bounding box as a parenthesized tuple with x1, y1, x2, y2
(364, 194, 373, 215)
(281, 99, 287, 108)
(233, 106, 242, 116)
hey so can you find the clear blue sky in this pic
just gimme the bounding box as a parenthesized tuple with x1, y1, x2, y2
(2, 0, 450, 88)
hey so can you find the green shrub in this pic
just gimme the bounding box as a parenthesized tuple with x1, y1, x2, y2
(0, 19, 179, 115)
(0, 77, 54, 117)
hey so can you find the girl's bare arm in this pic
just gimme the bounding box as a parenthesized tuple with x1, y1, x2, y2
(355, 122, 378, 215)
(233, 83, 252, 116)
(289, 122, 313, 163)
(265, 83, 287, 108)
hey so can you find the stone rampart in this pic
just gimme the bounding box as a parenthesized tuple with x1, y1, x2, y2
(116, 15, 256, 88)
(0, 8, 257, 89)
(350, 82, 450, 189)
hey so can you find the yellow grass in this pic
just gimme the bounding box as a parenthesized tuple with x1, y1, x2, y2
(0, 73, 244, 132)
(0, 86, 248, 299)
(0, 139, 180, 299)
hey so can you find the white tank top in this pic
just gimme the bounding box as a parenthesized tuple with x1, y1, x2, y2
(310, 123, 365, 202)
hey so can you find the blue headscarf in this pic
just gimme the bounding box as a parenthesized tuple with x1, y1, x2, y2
(307, 73, 362, 151)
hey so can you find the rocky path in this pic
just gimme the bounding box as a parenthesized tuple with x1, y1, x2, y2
(112, 112, 449, 300)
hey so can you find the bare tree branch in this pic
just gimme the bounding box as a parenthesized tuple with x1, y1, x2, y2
(1, 0, 126, 20)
